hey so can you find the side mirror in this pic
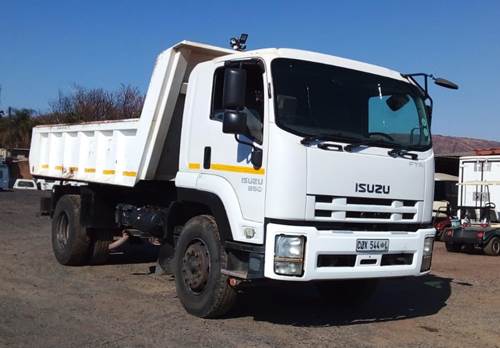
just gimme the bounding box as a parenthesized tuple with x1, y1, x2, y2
(223, 110, 248, 135)
(222, 68, 247, 109)
(433, 77, 459, 90)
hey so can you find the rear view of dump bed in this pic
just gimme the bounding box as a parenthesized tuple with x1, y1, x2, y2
(29, 41, 232, 187)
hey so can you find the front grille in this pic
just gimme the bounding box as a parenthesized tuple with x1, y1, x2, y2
(381, 253, 413, 266)
(307, 195, 422, 223)
(317, 255, 356, 267)
(317, 253, 414, 267)
(345, 211, 391, 219)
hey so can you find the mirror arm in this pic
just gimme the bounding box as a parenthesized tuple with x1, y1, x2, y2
(402, 73, 430, 98)
(234, 134, 258, 151)
(402, 73, 435, 127)
(234, 135, 263, 169)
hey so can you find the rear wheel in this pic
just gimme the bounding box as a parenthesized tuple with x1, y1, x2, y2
(51, 195, 91, 266)
(445, 242, 461, 252)
(173, 215, 237, 318)
(315, 279, 379, 304)
(484, 237, 500, 256)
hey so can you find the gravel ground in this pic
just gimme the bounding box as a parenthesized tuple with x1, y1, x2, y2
(0, 190, 499, 347)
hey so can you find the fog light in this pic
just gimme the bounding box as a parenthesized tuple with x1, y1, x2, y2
(420, 237, 434, 272)
(274, 261, 303, 276)
(274, 235, 305, 276)
(244, 227, 256, 239)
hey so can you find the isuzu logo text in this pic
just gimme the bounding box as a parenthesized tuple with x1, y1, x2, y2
(355, 183, 390, 194)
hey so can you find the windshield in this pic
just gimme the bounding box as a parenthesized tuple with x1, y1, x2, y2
(271, 58, 431, 150)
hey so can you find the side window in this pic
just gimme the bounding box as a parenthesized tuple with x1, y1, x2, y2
(210, 64, 264, 123)
(210, 67, 225, 121)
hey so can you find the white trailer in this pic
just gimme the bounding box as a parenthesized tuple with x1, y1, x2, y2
(30, 38, 457, 317)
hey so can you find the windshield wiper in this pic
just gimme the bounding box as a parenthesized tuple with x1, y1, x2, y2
(301, 134, 419, 159)
(301, 134, 338, 145)
(388, 148, 418, 160)
(345, 140, 418, 160)
(300, 132, 364, 146)
(343, 139, 385, 152)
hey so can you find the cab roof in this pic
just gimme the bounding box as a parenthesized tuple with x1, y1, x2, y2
(171, 41, 409, 83)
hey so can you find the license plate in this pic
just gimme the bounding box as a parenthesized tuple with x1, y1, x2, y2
(356, 239, 389, 252)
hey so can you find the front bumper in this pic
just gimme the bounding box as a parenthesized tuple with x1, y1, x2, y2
(264, 223, 436, 281)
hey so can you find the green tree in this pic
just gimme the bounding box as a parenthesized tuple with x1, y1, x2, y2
(0, 109, 36, 148)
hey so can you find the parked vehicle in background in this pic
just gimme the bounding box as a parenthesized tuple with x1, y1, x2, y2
(443, 198, 500, 256)
(444, 155, 500, 255)
(433, 201, 451, 240)
(0, 162, 9, 190)
(29, 37, 458, 318)
(36, 178, 61, 191)
(13, 179, 38, 190)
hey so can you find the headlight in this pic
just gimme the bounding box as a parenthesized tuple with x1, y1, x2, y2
(275, 235, 305, 258)
(274, 235, 305, 276)
(420, 237, 434, 272)
(423, 237, 434, 256)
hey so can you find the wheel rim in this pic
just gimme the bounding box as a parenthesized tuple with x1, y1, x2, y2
(181, 239, 210, 294)
(56, 212, 70, 248)
(493, 239, 500, 254)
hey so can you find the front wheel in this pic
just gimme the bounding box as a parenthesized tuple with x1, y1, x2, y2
(173, 215, 237, 318)
(484, 237, 500, 256)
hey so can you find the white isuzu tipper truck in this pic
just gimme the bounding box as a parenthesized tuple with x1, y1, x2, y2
(30, 36, 458, 317)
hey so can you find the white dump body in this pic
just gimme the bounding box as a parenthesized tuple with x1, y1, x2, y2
(29, 41, 232, 186)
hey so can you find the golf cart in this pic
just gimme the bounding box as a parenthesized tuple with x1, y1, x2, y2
(443, 181, 500, 256)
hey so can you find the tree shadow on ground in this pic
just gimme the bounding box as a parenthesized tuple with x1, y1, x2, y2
(232, 274, 453, 327)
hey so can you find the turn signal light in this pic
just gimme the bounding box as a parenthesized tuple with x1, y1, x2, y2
(476, 231, 484, 239)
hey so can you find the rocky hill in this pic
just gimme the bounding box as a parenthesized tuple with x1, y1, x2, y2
(432, 134, 500, 155)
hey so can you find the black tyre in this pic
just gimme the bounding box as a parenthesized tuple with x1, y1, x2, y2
(484, 237, 500, 256)
(315, 279, 379, 304)
(174, 215, 237, 318)
(51, 195, 91, 266)
(445, 242, 461, 252)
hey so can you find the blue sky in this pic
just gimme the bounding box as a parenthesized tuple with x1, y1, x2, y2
(1, 0, 499, 140)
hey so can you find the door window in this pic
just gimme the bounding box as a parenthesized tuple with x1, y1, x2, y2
(210, 64, 264, 126)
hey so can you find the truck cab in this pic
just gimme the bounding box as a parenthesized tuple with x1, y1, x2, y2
(178, 48, 436, 280)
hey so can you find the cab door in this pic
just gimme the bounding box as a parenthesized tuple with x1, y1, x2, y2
(191, 59, 269, 223)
